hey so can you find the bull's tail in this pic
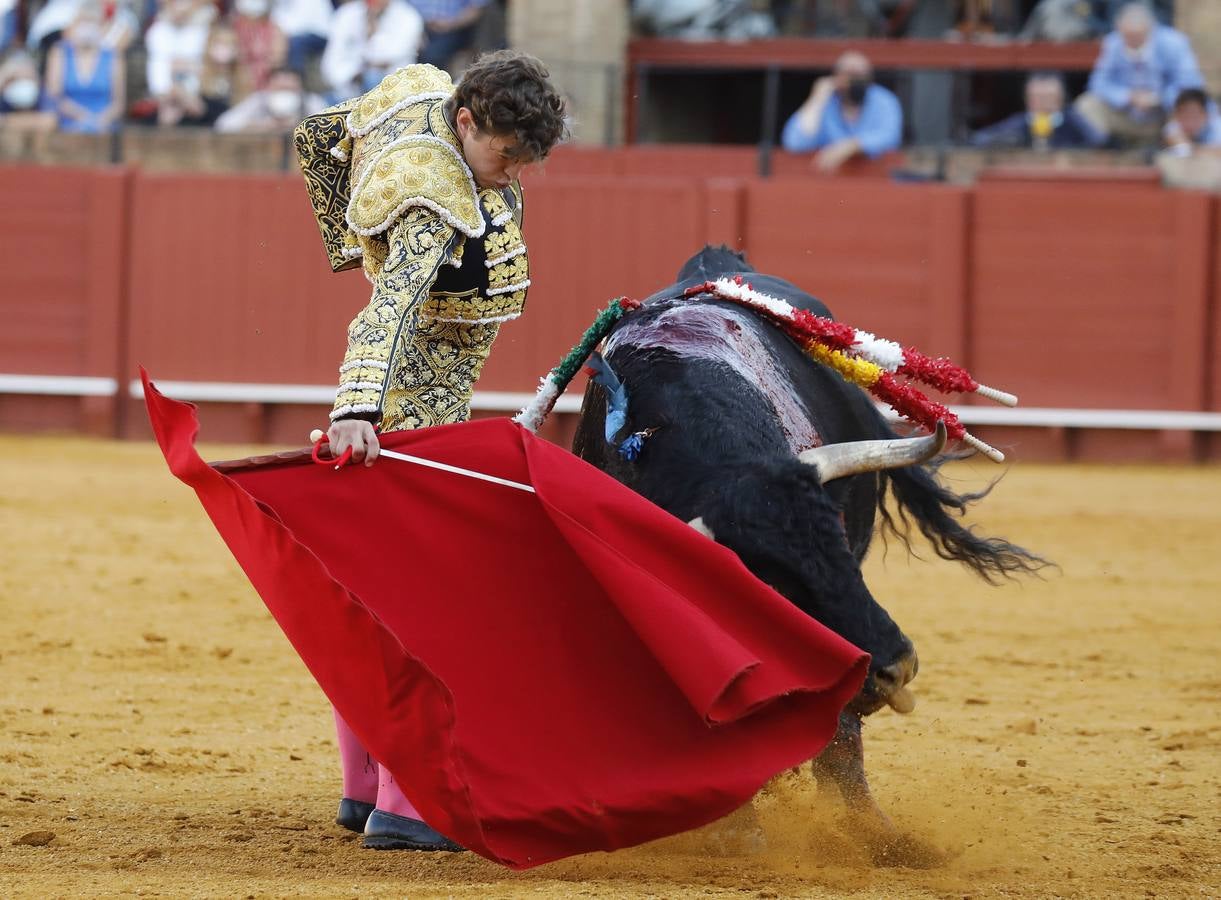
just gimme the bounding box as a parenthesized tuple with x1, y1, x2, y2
(876, 454, 1051, 583)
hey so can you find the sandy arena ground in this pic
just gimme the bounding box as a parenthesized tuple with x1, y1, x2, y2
(1, 435, 1218, 898)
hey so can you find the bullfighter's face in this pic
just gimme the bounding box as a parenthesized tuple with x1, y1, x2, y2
(453, 106, 533, 190)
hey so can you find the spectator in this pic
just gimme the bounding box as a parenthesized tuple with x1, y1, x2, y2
(0, 51, 57, 132)
(188, 22, 240, 122)
(1073, 2, 1204, 148)
(146, 0, 210, 125)
(321, 0, 424, 101)
(972, 73, 1104, 150)
(1099, 0, 1172, 27)
(1163, 88, 1221, 155)
(407, 0, 487, 72)
(44, 3, 125, 133)
(2, 0, 19, 50)
(29, 0, 141, 52)
(215, 65, 324, 132)
(271, 0, 332, 75)
(233, 0, 286, 99)
(102, 0, 141, 51)
(781, 50, 902, 172)
(1020, 0, 1107, 41)
(632, 0, 775, 39)
(27, 0, 80, 55)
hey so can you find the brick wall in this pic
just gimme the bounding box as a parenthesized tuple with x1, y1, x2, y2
(506, 0, 628, 145)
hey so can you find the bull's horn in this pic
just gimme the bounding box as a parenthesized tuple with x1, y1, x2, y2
(688, 517, 715, 540)
(798, 421, 947, 485)
(886, 686, 917, 715)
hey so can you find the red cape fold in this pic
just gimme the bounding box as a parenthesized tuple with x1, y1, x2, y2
(141, 369, 868, 869)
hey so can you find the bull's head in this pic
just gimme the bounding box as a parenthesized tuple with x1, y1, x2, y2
(688, 424, 946, 718)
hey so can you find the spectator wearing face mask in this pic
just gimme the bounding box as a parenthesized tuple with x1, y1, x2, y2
(1073, 2, 1204, 148)
(1163, 88, 1221, 156)
(178, 21, 242, 124)
(321, 0, 424, 101)
(26, 0, 139, 55)
(271, 0, 333, 75)
(0, 51, 58, 132)
(233, 0, 286, 99)
(781, 50, 902, 172)
(146, 0, 210, 125)
(44, 3, 125, 133)
(972, 73, 1104, 150)
(215, 65, 324, 132)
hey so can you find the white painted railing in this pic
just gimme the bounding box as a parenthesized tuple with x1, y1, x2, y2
(3, 374, 1221, 431)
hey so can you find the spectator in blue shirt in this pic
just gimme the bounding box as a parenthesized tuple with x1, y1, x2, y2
(781, 50, 903, 172)
(407, 0, 489, 73)
(1163, 88, 1221, 155)
(973, 73, 1104, 150)
(1073, 1, 1204, 147)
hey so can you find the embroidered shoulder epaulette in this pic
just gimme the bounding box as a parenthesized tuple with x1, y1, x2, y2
(294, 65, 484, 272)
(345, 64, 453, 137)
(346, 134, 483, 239)
(345, 66, 483, 241)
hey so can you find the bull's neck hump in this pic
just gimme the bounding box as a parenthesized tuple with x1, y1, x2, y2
(605, 303, 822, 454)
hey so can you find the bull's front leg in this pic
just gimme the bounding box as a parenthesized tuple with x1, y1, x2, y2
(811, 712, 943, 868)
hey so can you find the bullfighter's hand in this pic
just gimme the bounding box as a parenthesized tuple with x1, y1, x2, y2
(328, 419, 381, 467)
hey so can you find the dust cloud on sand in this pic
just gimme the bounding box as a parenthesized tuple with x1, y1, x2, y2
(1, 436, 1218, 898)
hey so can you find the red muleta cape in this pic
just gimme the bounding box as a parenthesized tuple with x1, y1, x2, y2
(142, 370, 868, 869)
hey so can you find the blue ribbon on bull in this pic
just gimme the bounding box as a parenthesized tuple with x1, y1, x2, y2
(587, 352, 652, 461)
(586, 352, 628, 444)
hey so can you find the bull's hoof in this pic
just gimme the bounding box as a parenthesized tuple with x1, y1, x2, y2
(866, 831, 945, 869)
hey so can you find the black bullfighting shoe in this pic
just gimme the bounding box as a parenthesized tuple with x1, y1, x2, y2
(335, 797, 375, 834)
(361, 808, 465, 852)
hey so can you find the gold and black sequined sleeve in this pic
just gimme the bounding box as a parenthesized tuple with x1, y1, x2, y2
(331, 206, 457, 423)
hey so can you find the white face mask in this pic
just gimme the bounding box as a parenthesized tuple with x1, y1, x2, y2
(236, 0, 270, 17)
(3, 78, 39, 110)
(73, 22, 103, 46)
(266, 89, 300, 118)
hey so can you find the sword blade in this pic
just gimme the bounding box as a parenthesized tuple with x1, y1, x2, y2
(379, 449, 536, 493)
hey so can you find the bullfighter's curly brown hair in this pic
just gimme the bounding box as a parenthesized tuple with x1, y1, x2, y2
(446, 50, 568, 161)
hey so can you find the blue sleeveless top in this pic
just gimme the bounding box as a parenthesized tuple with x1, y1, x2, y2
(59, 43, 116, 133)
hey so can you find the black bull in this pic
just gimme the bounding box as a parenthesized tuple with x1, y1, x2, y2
(572, 247, 1045, 865)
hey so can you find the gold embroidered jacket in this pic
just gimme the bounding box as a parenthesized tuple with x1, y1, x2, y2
(293, 65, 529, 431)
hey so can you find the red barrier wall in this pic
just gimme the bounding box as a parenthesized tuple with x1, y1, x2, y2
(480, 176, 710, 393)
(742, 178, 970, 364)
(2, 161, 1220, 461)
(971, 182, 1204, 410)
(0, 165, 129, 433)
(126, 172, 358, 386)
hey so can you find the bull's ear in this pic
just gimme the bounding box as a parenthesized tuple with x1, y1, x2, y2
(798, 421, 947, 485)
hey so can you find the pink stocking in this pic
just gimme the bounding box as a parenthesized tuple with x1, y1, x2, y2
(375, 764, 422, 820)
(332, 708, 379, 804)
